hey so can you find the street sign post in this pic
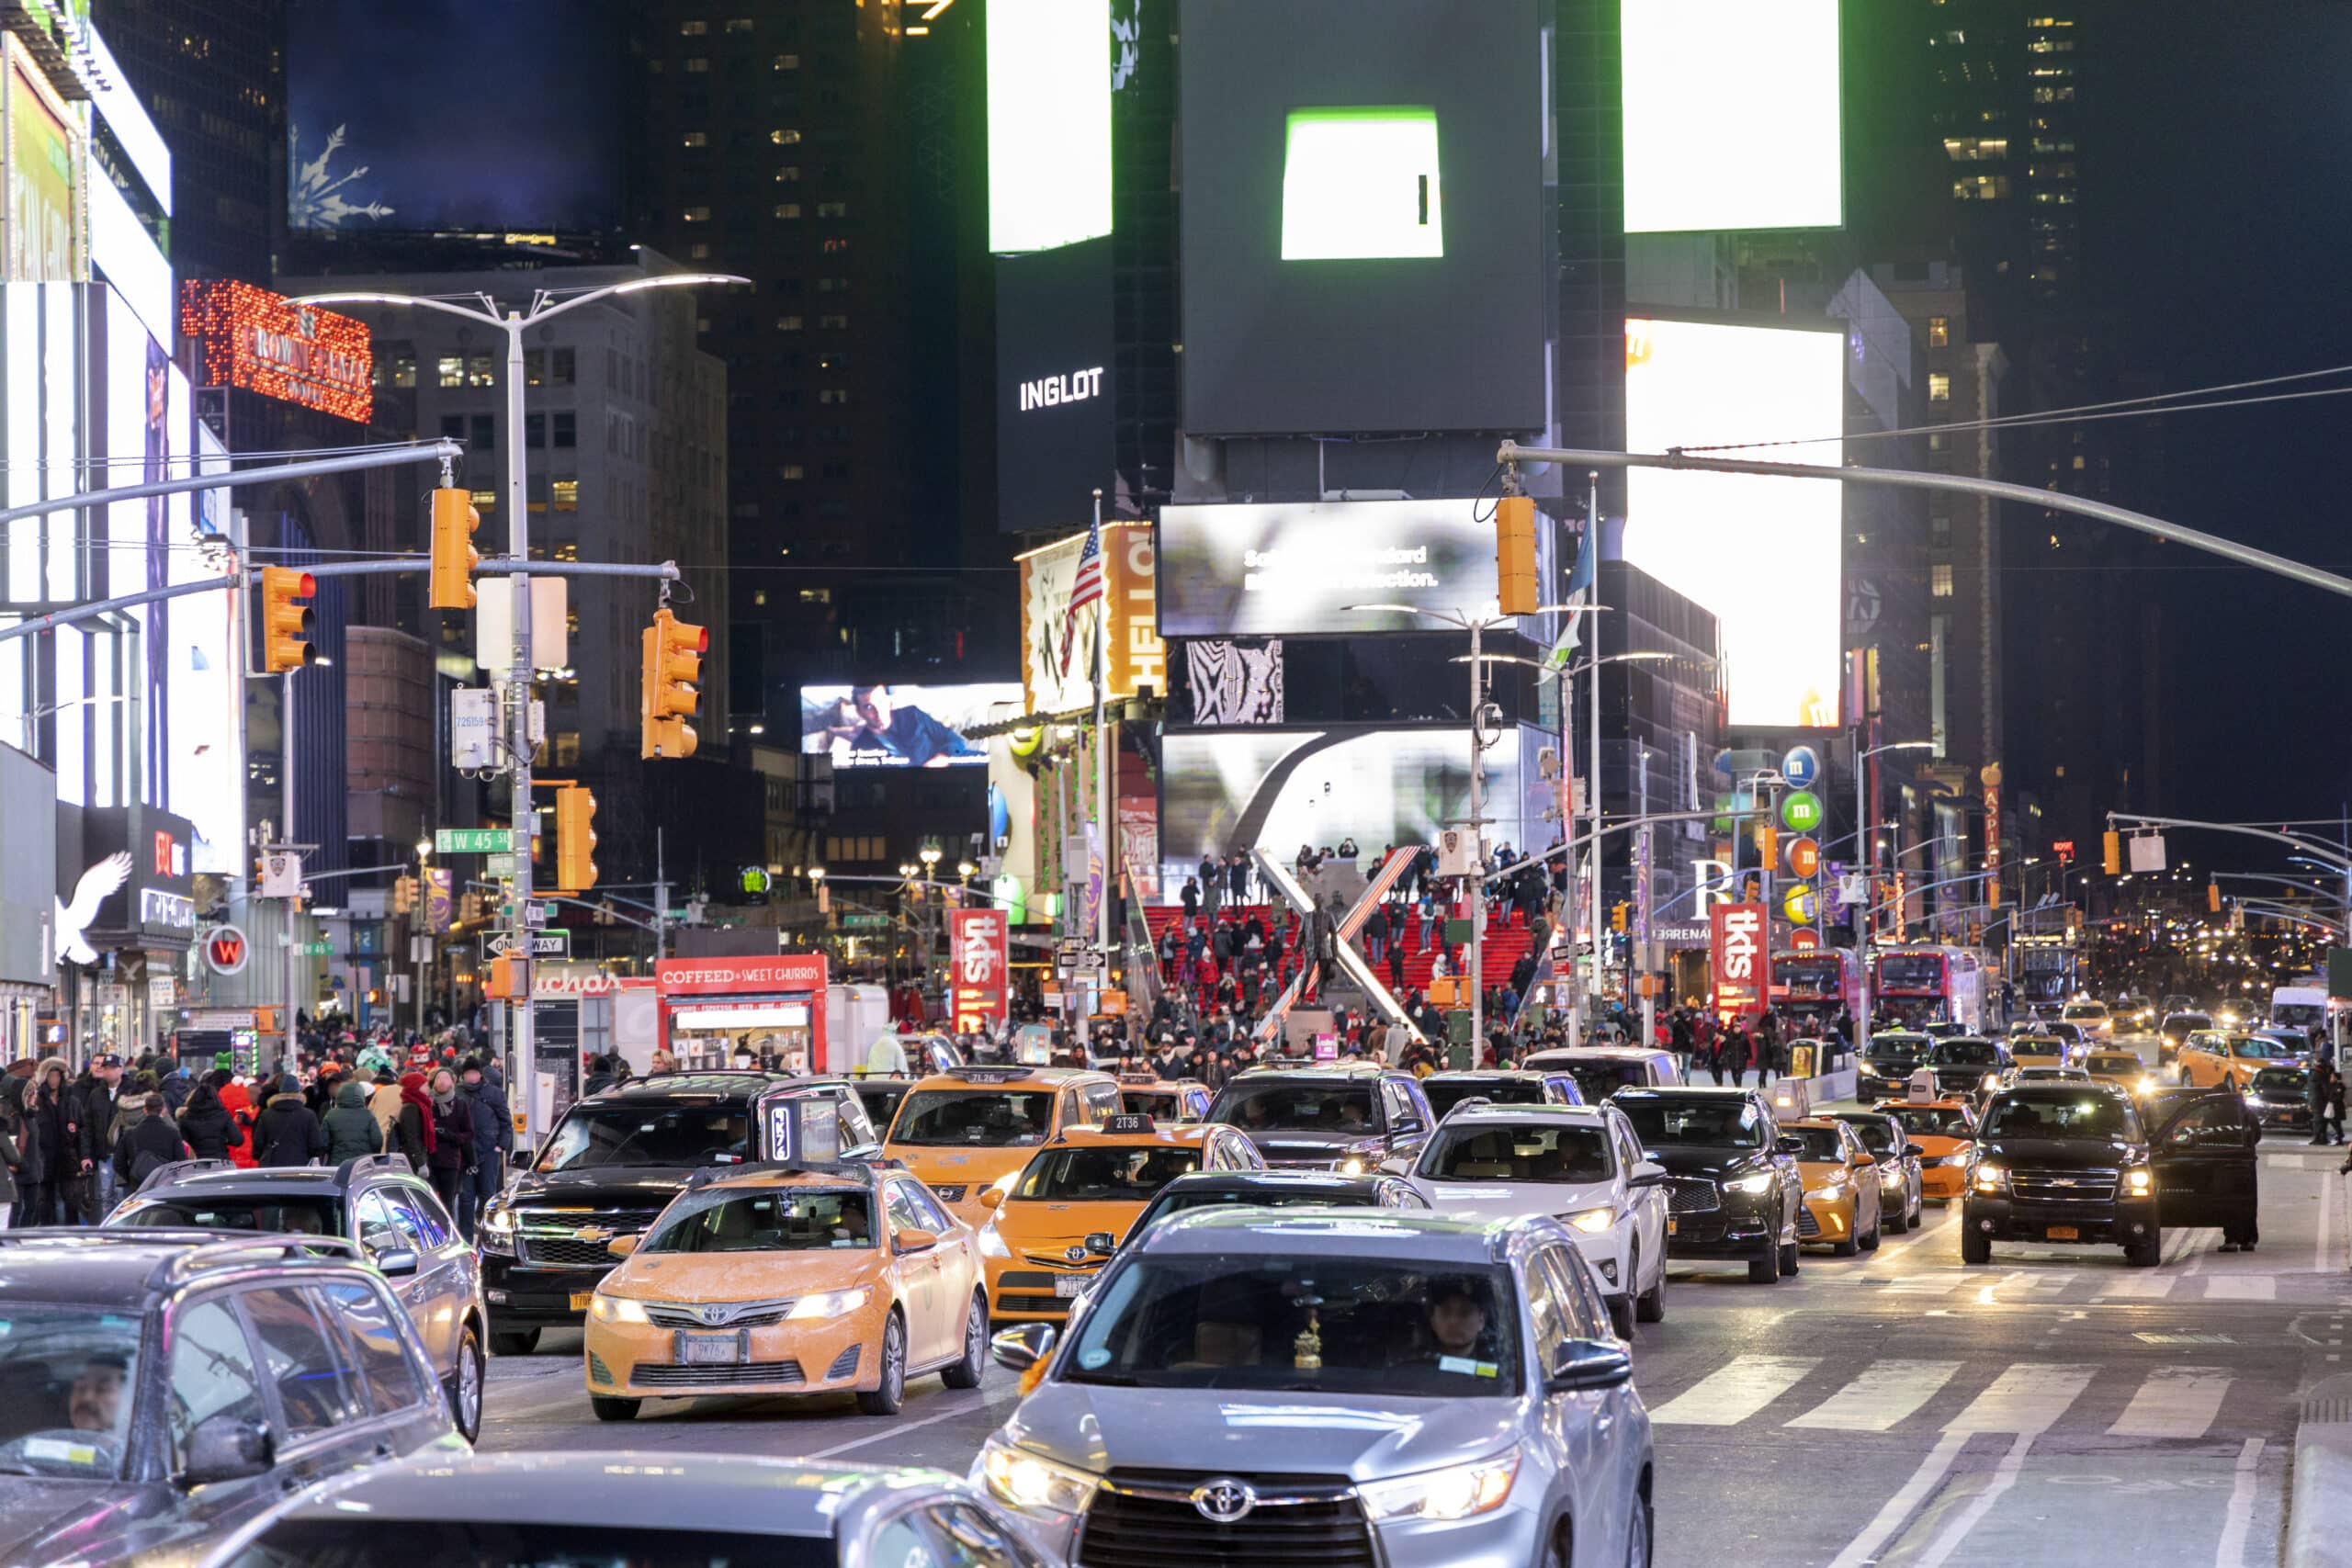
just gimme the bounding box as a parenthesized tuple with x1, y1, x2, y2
(435, 828, 514, 853)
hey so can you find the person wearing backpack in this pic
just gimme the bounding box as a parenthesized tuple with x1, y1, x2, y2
(112, 1095, 189, 1192)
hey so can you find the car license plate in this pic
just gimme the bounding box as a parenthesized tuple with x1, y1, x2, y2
(570, 1292, 595, 1312)
(676, 1332, 744, 1365)
(2045, 1225, 2079, 1242)
(1667, 1217, 1678, 1235)
(1054, 1275, 1086, 1299)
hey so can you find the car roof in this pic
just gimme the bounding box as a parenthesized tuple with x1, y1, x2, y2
(1236, 1062, 1398, 1079)
(1438, 1101, 1611, 1127)
(1116, 1075, 1207, 1089)
(1050, 1123, 1227, 1148)
(1425, 1069, 1560, 1082)
(139, 1156, 423, 1196)
(691, 1165, 888, 1193)
(0, 1233, 368, 1306)
(1889, 1098, 1973, 1113)
(1143, 1207, 1540, 1261)
(1993, 1082, 2128, 1100)
(1612, 1085, 1754, 1101)
(588, 1071, 789, 1101)
(1524, 1045, 1668, 1062)
(903, 1066, 1111, 1090)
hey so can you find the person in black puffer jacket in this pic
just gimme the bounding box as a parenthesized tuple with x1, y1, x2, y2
(175, 1081, 244, 1162)
(251, 1076, 327, 1168)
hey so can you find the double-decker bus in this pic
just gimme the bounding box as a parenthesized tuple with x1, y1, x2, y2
(1772, 948, 1861, 1031)
(2012, 934, 2076, 1009)
(1871, 944, 1986, 1032)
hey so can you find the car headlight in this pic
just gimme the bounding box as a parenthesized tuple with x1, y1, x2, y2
(1363, 1448, 1521, 1523)
(1981, 1074, 2002, 1091)
(1563, 1205, 1617, 1235)
(1724, 1171, 1776, 1196)
(788, 1286, 873, 1319)
(980, 1436, 1100, 1515)
(479, 1201, 518, 1236)
(1972, 1163, 2008, 1194)
(2123, 1168, 2154, 1196)
(1339, 1157, 1369, 1176)
(1807, 1179, 1849, 1199)
(588, 1293, 649, 1324)
(976, 1223, 1010, 1259)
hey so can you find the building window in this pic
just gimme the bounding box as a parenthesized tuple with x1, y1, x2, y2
(552, 412, 576, 448)
(680, 18, 707, 34)
(820, 314, 848, 330)
(780, 464, 805, 480)
(774, 52, 799, 69)
(816, 200, 848, 218)
(553, 731, 581, 766)
(435, 354, 463, 389)
(753, 590, 767, 606)
(469, 414, 494, 449)
(776, 314, 804, 332)
(775, 203, 801, 219)
(684, 206, 711, 222)
(800, 588, 831, 604)
(553, 479, 579, 512)
(690, 243, 710, 259)
(724, 17, 753, 31)
(771, 128, 802, 144)
(466, 353, 494, 387)
(817, 276, 847, 293)
(1928, 372, 1952, 403)
(682, 130, 707, 147)
(380, 347, 416, 389)
(820, 460, 851, 480)
(1928, 315, 1950, 347)
(549, 348, 575, 386)
(440, 414, 463, 442)
(523, 349, 544, 386)
(526, 412, 545, 447)
(684, 56, 709, 73)
(775, 165, 801, 182)
(1931, 563, 1954, 597)
(470, 488, 497, 513)
(1952, 175, 2009, 201)
(818, 388, 849, 405)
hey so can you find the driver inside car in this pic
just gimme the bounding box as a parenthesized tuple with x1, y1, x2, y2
(67, 1356, 127, 1434)
(1416, 1279, 1497, 1366)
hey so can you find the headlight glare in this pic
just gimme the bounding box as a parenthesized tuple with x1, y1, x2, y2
(980, 1437, 1099, 1515)
(1363, 1448, 1521, 1522)
(1564, 1205, 1617, 1235)
(788, 1286, 873, 1319)
(2124, 1167, 2154, 1195)
(479, 1203, 518, 1236)
(1725, 1172, 1776, 1196)
(588, 1293, 649, 1324)
(1972, 1163, 2008, 1194)
(976, 1223, 1010, 1258)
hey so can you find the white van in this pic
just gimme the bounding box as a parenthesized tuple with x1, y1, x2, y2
(2271, 986, 2329, 1034)
(1519, 1045, 1686, 1105)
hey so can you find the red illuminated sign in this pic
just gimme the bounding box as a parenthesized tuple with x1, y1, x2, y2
(181, 280, 373, 423)
(1710, 902, 1770, 1017)
(655, 954, 828, 996)
(949, 908, 1010, 1032)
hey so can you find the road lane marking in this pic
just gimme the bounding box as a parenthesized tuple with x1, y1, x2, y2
(2201, 1276, 2277, 1302)
(2320, 1161, 2336, 1275)
(2107, 1366, 2231, 1439)
(1943, 1363, 2095, 1433)
(1915, 1432, 2036, 1568)
(2216, 1437, 2264, 1567)
(1785, 1359, 1962, 1432)
(1647, 1354, 1818, 1426)
(800, 1392, 1008, 1459)
(2098, 1275, 2177, 1299)
(1824, 1429, 1970, 1568)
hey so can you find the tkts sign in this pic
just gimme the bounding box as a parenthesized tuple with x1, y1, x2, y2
(1710, 902, 1770, 1017)
(949, 908, 1010, 1032)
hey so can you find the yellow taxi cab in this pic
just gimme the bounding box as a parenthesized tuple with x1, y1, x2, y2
(582, 1158, 986, 1423)
(880, 1065, 1125, 1229)
(1782, 1118, 1883, 1257)
(2177, 1030, 2299, 1091)
(2008, 1033, 2075, 1069)
(1882, 1097, 1979, 1202)
(1114, 1073, 1214, 1123)
(2084, 1048, 2154, 1095)
(977, 1114, 1264, 1328)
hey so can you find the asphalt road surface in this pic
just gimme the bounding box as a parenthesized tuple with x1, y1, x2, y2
(481, 1034, 2345, 1565)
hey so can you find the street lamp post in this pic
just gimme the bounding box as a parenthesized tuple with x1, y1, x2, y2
(1853, 739, 1933, 1055)
(413, 839, 434, 1038)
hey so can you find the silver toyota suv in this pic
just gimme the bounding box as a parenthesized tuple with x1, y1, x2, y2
(975, 1209, 1655, 1567)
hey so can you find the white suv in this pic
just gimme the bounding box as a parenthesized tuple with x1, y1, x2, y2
(1408, 1102, 1669, 1338)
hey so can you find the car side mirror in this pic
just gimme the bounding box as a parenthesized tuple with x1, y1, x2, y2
(605, 1235, 639, 1260)
(990, 1322, 1057, 1373)
(1905, 1144, 1928, 1159)
(1395, 1116, 1425, 1136)
(1627, 1162, 1667, 1189)
(1083, 1231, 1117, 1256)
(1547, 1338, 1633, 1393)
(176, 1415, 274, 1489)
(1852, 1153, 1876, 1169)
(895, 1228, 938, 1255)
(374, 1247, 420, 1278)
(979, 1187, 1006, 1211)
(1775, 1135, 1805, 1156)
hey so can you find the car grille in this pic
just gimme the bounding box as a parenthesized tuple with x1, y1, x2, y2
(1935, 1070, 1985, 1092)
(1664, 1178, 1721, 1214)
(1021, 1249, 1103, 1271)
(1078, 1470, 1376, 1568)
(2012, 1169, 2118, 1203)
(825, 1344, 861, 1380)
(627, 1359, 805, 1390)
(641, 1299, 796, 1331)
(587, 1352, 616, 1386)
(515, 1207, 667, 1269)
(997, 1293, 1072, 1315)
(929, 1185, 969, 1202)
(1797, 1206, 1821, 1237)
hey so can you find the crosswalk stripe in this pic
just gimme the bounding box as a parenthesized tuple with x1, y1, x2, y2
(1648, 1354, 1818, 1426)
(2106, 1365, 2231, 1439)
(2201, 1275, 2277, 1302)
(1943, 1363, 2095, 1432)
(2096, 1274, 2177, 1299)
(1785, 1359, 1962, 1432)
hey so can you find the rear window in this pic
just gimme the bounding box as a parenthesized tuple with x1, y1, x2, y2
(2252, 1067, 2308, 1094)
(1885, 1105, 1974, 1140)
(1423, 1078, 1546, 1119)
(1015, 1145, 1205, 1201)
(1784, 1126, 1848, 1161)
(1838, 1118, 1896, 1156)
(112, 1195, 343, 1235)
(1213, 1081, 1382, 1135)
(889, 1089, 1056, 1147)
(1418, 1123, 1612, 1183)
(2063, 1003, 2108, 1020)
(1931, 1041, 2001, 1066)
(2087, 1055, 2143, 1075)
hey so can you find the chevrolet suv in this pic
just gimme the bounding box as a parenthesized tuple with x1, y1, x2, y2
(1206, 1062, 1437, 1173)
(1610, 1087, 1807, 1283)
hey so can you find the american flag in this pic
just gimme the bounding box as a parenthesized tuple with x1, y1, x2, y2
(1057, 516, 1105, 673)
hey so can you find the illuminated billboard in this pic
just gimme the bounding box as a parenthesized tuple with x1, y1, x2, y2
(1281, 107, 1442, 260)
(987, 0, 1111, 254)
(6, 46, 81, 281)
(1622, 317, 1844, 729)
(798, 683, 1023, 769)
(997, 236, 1114, 533)
(1159, 499, 1501, 637)
(1018, 522, 1161, 715)
(1623, 0, 1842, 233)
(182, 282, 373, 423)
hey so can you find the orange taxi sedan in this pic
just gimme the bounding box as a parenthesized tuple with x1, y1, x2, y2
(1783, 1118, 1883, 1257)
(1882, 1099, 1978, 1202)
(582, 1161, 986, 1423)
(978, 1116, 1263, 1328)
(881, 1065, 1125, 1229)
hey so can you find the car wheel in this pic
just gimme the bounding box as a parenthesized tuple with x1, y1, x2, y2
(1542, 1517, 1575, 1568)
(589, 1395, 639, 1422)
(2127, 1227, 2164, 1269)
(1883, 1194, 1907, 1235)
(1635, 1258, 1667, 1324)
(1961, 1226, 1991, 1265)
(1748, 1252, 1780, 1284)
(857, 1312, 907, 1416)
(1860, 1206, 1882, 1252)
(1831, 1213, 1860, 1258)
(1625, 1486, 1654, 1568)
(1778, 1239, 1801, 1276)
(1608, 1290, 1636, 1341)
(489, 1326, 539, 1358)
(940, 1293, 987, 1390)
(445, 1322, 485, 1443)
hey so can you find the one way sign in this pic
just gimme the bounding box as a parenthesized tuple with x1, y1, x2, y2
(487, 930, 571, 958)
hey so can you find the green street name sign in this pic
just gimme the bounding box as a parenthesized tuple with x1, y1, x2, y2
(435, 829, 514, 853)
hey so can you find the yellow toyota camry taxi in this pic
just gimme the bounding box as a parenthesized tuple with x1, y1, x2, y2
(880, 1065, 1124, 1229)
(1115, 1073, 1214, 1124)
(1783, 1118, 1884, 1257)
(582, 1160, 985, 1423)
(1883, 1098, 1979, 1201)
(2008, 1033, 2075, 1069)
(2084, 1049, 2154, 1095)
(976, 1115, 1264, 1328)
(2177, 1030, 2298, 1092)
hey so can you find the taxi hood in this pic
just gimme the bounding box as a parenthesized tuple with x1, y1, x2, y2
(1008, 1382, 1523, 1484)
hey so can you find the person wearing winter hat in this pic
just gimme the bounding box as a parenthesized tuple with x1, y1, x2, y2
(322, 1077, 384, 1165)
(394, 1071, 436, 1173)
(251, 1074, 327, 1168)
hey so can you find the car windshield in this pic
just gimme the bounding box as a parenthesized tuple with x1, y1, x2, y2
(1866, 1038, 1928, 1063)
(858, 1085, 910, 1134)
(1063, 1256, 1521, 1396)
(1614, 1098, 1765, 1149)
(1878, 955, 1944, 988)
(1785, 1126, 1849, 1162)
(2011, 1038, 2064, 1055)
(1422, 1078, 1548, 1118)
(1837, 1119, 1896, 1156)
(1554, 1062, 1657, 1103)
(1884, 1105, 1974, 1140)
(1215, 1082, 1382, 1135)
(2162, 1014, 2211, 1036)
(2062, 1003, 2106, 1020)
(218, 1522, 836, 1568)
(643, 1189, 873, 1252)
(110, 1194, 344, 1235)
(537, 1104, 752, 1170)
(2087, 1055, 2143, 1075)
(0, 1304, 141, 1479)
(2276, 1003, 2327, 1028)
(2230, 1036, 2291, 1059)
(1419, 1123, 1611, 1183)
(2252, 1067, 2309, 1095)
(1980, 1095, 2138, 1141)
(1121, 1089, 1184, 1115)
(1930, 1041, 2002, 1066)
(888, 1089, 1056, 1147)
(1016, 1146, 1206, 1201)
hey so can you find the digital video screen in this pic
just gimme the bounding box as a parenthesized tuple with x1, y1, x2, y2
(1158, 499, 1502, 637)
(798, 683, 1023, 769)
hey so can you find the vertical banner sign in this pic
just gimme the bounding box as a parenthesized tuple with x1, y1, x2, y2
(949, 908, 1010, 1032)
(1710, 902, 1770, 1017)
(1980, 762, 2003, 909)
(424, 868, 454, 934)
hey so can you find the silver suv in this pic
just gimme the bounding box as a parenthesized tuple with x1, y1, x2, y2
(976, 1209, 1655, 1567)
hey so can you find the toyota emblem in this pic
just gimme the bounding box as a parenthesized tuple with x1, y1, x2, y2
(700, 1304, 727, 1325)
(1191, 1478, 1257, 1523)
(1064, 1245, 1090, 1264)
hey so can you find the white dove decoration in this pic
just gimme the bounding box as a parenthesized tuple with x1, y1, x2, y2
(55, 852, 134, 966)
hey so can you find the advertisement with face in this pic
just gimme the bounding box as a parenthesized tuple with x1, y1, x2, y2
(1159, 500, 1503, 637)
(798, 683, 1022, 769)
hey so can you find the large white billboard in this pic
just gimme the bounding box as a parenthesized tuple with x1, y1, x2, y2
(1622, 317, 1844, 729)
(1622, 0, 1842, 233)
(1159, 498, 1503, 637)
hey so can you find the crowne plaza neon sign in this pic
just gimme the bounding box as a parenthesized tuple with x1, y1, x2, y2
(181, 280, 374, 423)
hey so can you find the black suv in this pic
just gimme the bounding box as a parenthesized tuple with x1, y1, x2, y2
(1962, 1084, 2260, 1265)
(1857, 1032, 1934, 1103)
(1611, 1087, 1806, 1284)
(1205, 1063, 1437, 1173)
(1918, 1037, 2013, 1103)
(476, 1072, 878, 1353)
(106, 1155, 487, 1440)
(0, 1231, 459, 1564)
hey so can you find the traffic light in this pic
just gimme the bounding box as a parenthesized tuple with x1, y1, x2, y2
(2102, 829, 2121, 875)
(2209, 881, 2222, 913)
(1611, 901, 1629, 933)
(260, 567, 317, 672)
(393, 875, 416, 915)
(639, 608, 707, 758)
(429, 487, 481, 610)
(484, 956, 519, 999)
(459, 891, 481, 926)
(555, 785, 598, 892)
(1755, 824, 1778, 865)
(1495, 495, 1538, 616)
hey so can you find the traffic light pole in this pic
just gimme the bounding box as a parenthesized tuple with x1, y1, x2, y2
(501, 309, 537, 1140)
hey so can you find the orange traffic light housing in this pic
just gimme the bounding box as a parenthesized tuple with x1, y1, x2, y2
(2208, 881, 2222, 913)
(1495, 494, 1538, 616)
(2102, 829, 2121, 876)
(429, 487, 481, 610)
(484, 956, 519, 999)
(393, 875, 416, 915)
(555, 785, 598, 892)
(260, 567, 317, 672)
(639, 607, 707, 759)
